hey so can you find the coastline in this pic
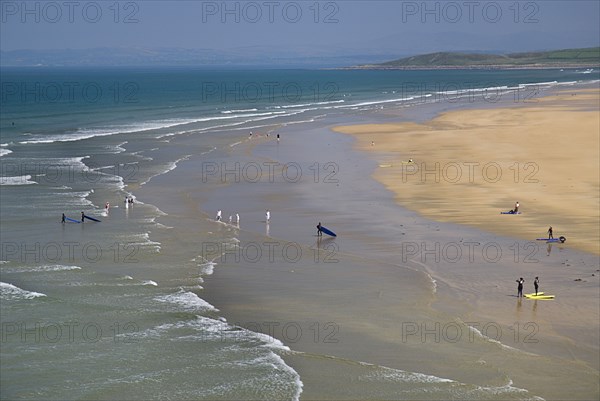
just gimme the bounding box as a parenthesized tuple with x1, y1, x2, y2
(3, 68, 599, 400)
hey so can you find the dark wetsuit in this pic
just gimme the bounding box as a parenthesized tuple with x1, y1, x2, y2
(534, 278, 539, 295)
(517, 279, 524, 298)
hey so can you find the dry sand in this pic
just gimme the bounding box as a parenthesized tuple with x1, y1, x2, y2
(334, 88, 600, 255)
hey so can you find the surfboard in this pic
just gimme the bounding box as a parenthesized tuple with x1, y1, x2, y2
(83, 215, 101, 222)
(524, 292, 544, 297)
(525, 294, 555, 300)
(65, 217, 81, 224)
(501, 211, 521, 214)
(319, 226, 337, 237)
(536, 236, 566, 243)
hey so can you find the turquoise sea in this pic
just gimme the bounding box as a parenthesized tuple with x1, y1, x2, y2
(1, 67, 598, 400)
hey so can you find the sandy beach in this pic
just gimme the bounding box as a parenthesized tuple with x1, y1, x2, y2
(333, 88, 600, 255)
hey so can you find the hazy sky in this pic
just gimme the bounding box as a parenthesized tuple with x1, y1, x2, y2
(1, 1, 599, 54)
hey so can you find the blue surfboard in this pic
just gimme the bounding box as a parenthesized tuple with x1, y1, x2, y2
(500, 211, 521, 214)
(65, 217, 81, 224)
(83, 215, 101, 222)
(320, 226, 336, 237)
(536, 236, 566, 243)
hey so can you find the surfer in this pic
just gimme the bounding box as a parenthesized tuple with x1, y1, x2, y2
(548, 226, 554, 239)
(277, 134, 280, 142)
(513, 201, 519, 213)
(534, 277, 540, 296)
(105, 202, 110, 213)
(216, 210, 222, 221)
(516, 277, 524, 298)
(265, 209, 270, 222)
(236, 213, 240, 224)
(317, 222, 323, 236)
(61, 213, 66, 224)
(81, 211, 85, 223)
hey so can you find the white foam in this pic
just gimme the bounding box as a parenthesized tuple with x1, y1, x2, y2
(0, 175, 37, 185)
(4, 264, 82, 273)
(0, 148, 13, 157)
(198, 261, 216, 275)
(141, 280, 158, 286)
(140, 155, 191, 186)
(155, 289, 218, 312)
(1, 282, 46, 300)
(465, 323, 536, 355)
(221, 108, 259, 114)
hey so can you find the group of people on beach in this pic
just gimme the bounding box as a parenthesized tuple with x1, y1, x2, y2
(516, 276, 540, 297)
(216, 210, 240, 224)
(249, 131, 280, 141)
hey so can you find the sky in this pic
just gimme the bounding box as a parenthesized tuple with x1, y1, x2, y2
(1, 1, 599, 57)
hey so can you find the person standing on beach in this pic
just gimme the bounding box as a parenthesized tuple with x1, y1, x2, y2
(317, 222, 323, 236)
(265, 209, 270, 222)
(548, 226, 554, 239)
(61, 213, 66, 224)
(534, 276, 540, 295)
(81, 211, 85, 222)
(277, 134, 280, 142)
(516, 277, 524, 298)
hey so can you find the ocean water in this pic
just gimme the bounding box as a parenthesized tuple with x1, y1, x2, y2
(1, 67, 598, 400)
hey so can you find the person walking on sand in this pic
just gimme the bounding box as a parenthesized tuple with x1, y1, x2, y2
(277, 134, 280, 142)
(317, 222, 323, 236)
(61, 213, 66, 224)
(513, 201, 519, 213)
(516, 277, 524, 298)
(81, 211, 85, 223)
(548, 226, 553, 239)
(265, 209, 270, 222)
(534, 276, 540, 295)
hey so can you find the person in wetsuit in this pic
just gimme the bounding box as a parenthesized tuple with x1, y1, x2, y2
(516, 277, 524, 298)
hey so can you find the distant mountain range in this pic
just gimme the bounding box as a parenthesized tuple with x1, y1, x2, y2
(350, 47, 600, 70)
